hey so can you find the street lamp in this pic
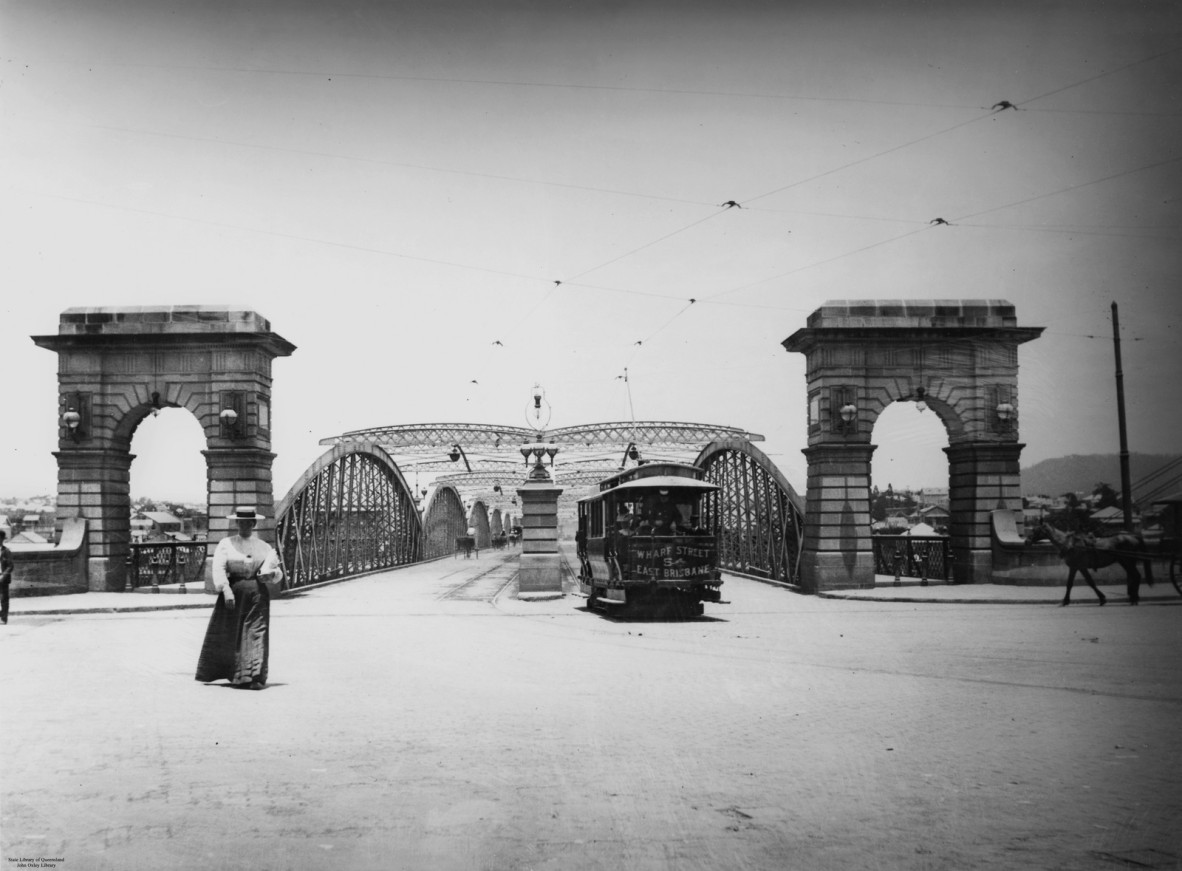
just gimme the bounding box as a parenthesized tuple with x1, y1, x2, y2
(996, 401, 1015, 432)
(448, 444, 472, 472)
(62, 409, 82, 442)
(838, 402, 857, 434)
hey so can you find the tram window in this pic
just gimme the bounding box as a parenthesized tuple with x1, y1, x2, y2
(590, 502, 604, 537)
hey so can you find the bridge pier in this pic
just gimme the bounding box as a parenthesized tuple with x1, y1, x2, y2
(53, 446, 133, 591)
(798, 443, 877, 593)
(946, 442, 1025, 584)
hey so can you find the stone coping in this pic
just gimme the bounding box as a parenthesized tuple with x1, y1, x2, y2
(808, 299, 1018, 329)
(54, 306, 273, 335)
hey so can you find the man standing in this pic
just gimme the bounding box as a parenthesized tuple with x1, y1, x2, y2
(0, 530, 12, 624)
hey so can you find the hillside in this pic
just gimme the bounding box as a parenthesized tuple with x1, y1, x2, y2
(1021, 453, 1182, 499)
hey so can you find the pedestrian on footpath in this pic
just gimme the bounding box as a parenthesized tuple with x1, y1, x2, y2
(0, 530, 12, 624)
(195, 507, 283, 689)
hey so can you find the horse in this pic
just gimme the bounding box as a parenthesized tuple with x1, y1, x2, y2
(1031, 522, 1153, 606)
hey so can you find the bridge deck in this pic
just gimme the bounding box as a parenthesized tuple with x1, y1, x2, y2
(2, 556, 1177, 870)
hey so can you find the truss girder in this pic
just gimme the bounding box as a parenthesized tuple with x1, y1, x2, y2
(322, 420, 762, 449)
(274, 442, 423, 590)
(422, 484, 468, 559)
(549, 421, 763, 446)
(696, 438, 805, 585)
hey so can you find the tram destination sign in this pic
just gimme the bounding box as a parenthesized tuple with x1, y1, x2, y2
(630, 539, 717, 580)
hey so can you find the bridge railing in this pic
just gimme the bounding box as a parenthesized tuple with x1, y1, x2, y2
(872, 535, 951, 584)
(126, 541, 209, 592)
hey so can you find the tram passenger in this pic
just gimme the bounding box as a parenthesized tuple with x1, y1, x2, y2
(650, 490, 684, 535)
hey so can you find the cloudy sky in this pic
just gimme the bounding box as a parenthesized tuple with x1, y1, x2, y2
(2, 0, 1180, 503)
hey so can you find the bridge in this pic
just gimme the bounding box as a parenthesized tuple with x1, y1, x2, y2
(24, 299, 1051, 598)
(276, 420, 805, 591)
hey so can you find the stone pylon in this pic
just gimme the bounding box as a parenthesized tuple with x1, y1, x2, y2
(516, 454, 563, 596)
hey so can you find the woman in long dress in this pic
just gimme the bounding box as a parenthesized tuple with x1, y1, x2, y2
(195, 506, 283, 689)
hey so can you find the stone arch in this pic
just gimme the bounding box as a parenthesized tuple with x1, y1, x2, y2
(33, 306, 296, 590)
(422, 485, 468, 559)
(695, 437, 806, 585)
(783, 300, 1043, 591)
(275, 441, 422, 589)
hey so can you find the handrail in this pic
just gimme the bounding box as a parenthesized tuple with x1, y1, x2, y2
(126, 541, 209, 593)
(872, 535, 952, 585)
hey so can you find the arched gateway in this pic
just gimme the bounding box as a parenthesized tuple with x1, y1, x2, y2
(783, 300, 1043, 591)
(34, 306, 295, 590)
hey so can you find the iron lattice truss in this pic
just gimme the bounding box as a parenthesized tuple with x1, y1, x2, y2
(320, 421, 765, 499)
(275, 450, 423, 589)
(421, 486, 469, 560)
(698, 444, 805, 586)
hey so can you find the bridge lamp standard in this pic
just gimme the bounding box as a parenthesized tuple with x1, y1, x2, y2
(520, 442, 559, 481)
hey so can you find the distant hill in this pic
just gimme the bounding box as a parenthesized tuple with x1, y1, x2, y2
(1021, 453, 1182, 500)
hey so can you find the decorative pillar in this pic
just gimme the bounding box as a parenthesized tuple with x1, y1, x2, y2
(798, 443, 877, 592)
(945, 442, 1025, 583)
(516, 444, 563, 596)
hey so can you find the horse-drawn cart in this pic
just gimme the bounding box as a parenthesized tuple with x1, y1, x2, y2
(1149, 493, 1182, 595)
(1033, 493, 1182, 605)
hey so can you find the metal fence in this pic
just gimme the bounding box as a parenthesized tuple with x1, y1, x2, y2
(872, 535, 952, 584)
(127, 541, 209, 592)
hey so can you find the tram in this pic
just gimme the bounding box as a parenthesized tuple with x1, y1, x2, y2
(575, 462, 724, 618)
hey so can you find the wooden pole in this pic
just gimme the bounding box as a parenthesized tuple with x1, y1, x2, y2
(1111, 301, 1134, 529)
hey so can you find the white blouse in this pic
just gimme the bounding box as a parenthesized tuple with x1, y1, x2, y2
(212, 534, 283, 593)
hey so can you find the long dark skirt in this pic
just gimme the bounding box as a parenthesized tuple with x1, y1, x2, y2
(194, 578, 270, 686)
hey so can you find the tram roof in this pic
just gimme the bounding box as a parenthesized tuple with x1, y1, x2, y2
(580, 476, 719, 502)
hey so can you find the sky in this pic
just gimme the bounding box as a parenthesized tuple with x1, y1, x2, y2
(2, 0, 1180, 503)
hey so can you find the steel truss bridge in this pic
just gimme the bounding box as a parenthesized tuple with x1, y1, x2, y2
(275, 421, 804, 591)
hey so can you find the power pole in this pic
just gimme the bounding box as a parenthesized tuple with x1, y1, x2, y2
(1112, 301, 1134, 529)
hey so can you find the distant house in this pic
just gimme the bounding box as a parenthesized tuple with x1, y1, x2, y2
(910, 504, 950, 532)
(131, 511, 184, 543)
(9, 530, 48, 545)
(915, 488, 949, 509)
(1089, 505, 1138, 531)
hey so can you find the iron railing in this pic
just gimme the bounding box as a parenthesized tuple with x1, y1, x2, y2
(127, 541, 209, 592)
(872, 535, 952, 584)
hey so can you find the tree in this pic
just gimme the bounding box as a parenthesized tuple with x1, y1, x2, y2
(1092, 482, 1119, 510)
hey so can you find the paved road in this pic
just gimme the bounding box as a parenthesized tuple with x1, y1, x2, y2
(2, 552, 1179, 871)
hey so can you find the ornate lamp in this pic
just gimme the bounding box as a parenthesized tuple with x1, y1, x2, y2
(448, 444, 471, 472)
(837, 402, 858, 435)
(62, 409, 82, 441)
(914, 386, 928, 412)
